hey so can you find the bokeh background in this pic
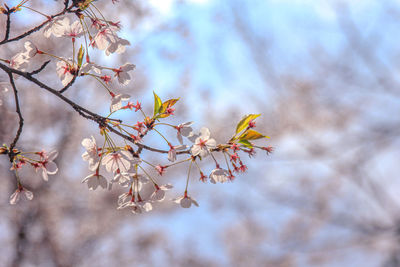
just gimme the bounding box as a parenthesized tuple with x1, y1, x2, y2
(1, 0, 400, 266)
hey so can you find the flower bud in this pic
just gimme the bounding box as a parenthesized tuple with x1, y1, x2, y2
(0, 147, 7, 154)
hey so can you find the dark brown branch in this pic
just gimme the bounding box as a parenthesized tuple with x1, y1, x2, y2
(0, 5, 73, 46)
(2, 13, 11, 42)
(59, 74, 77, 93)
(7, 72, 23, 162)
(29, 60, 51, 75)
(0, 62, 190, 156)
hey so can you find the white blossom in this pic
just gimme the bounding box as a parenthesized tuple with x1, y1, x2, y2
(56, 59, 75, 86)
(43, 17, 68, 38)
(190, 127, 217, 158)
(173, 194, 199, 208)
(36, 150, 58, 181)
(9, 186, 33, 205)
(81, 136, 100, 171)
(61, 18, 84, 39)
(105, 37, 130, 56)
(114, 63, 135, 85)
(209, 167, 229, 184)
(92, 28, 117, 50)
(102, 150, 134, 174)
(151, 184, 173, 202)
(82, 172, 108, 190)
(79, 62, 102, 75)
(176, 122, 194, 144)
(168, 145, 186, 162)
(110, 93, 130, 112)
(10, 52, 29, 70)
(118, 198, 153, 214)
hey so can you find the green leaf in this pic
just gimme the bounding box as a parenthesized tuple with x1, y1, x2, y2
(159, 98, 179, 114)
(239, 129, 269, 140)
(238, 139, 253, 148)
(153, 91, 162, 117)
(77, 45, 85, 68)
(235, 114, 261, 134)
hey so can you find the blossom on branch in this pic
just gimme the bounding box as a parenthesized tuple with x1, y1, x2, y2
(81, 136, 100, 171)
(173, 193, 199, 208)
(9, 185, 33, 205)
(82, 172, 108, 190)
(56, 59, 75, 86)
(190, 127, 216, 158)
(113, 63, 135, 85)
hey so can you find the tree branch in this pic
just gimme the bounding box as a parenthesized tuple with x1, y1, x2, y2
(29, 60, 51, 75)
(0, 62, 191, 156)
(59, 74, 77, 93)
(2, 12, 11, 42)
(0, 5, 74, 46)
(7, 72, 23, 162)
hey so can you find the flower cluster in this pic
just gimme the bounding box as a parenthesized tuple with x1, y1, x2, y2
(0, 1, 273, 213)
(0, 145, 59, 204)
(80, 93, 272, 213)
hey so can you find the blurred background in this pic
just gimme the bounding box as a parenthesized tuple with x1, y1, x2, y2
(1, 0, 400, 266)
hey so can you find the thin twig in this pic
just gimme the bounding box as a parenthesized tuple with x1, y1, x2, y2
(0, 62, 191, 156)
(29, 60, 51, 75)
(59, 75, 77, 93)
(0, 6, 74, 46)
(7, 73, 24, 162)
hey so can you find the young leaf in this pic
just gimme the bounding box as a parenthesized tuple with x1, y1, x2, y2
(77, 45, 85, 68)
(159, 98, 179, 114)
(153, 91, 162, 116)
(238, 139, 253, 148)
(239, 129, 269, 140)
(235, 114, 261, 134)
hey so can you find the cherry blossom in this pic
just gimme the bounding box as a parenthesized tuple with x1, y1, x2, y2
(113, 63, 135, 85)
(150, 184, 173, 201)
(102, 150, 135, 173)
(23, 41, 41, 59)
(114, 167, 146, 188)
(56, 59, 75, 86)
(190, 127, 216, 158)
(176, 122, 194, 144)
(43, 17, 68, 38)
(61, 18, 84, 39)
(173, 193, 199, 208)
(36, 150, 58, 181)
(155, 165, 167, 176)
(209, 167, 229, 184)
(118, 196, 153, 214)
(79, 62, 102, 75)
(110, 92, 130, 112)
(168, 144, 186, 162)
(82, 172, 108, 190)
(105, 37, 130, 56)
(9, 185, 33, 205)
(92, 28, 117, 50)
(81, 136, 100, 171)
(10, 52, 29, 70)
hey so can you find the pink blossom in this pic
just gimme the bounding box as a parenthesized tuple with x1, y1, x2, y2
(81, 136, 100, 171)
(190, 127, 216, 158)
(113, 63, 135, 85)
(9, 185, 33, 205)
(56, 59, 75, 86)
(110, 92, 130, 112)
(173, 193, 199, 208)
(150, 184, 173, 201)
(176, 122, 194, 144)
(82, 171, 108, 190)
